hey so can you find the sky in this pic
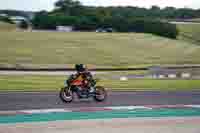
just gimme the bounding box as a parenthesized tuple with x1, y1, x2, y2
(0, 0, 199, 11)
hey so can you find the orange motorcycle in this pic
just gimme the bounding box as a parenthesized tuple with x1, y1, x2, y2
(60, 75, 107, 103)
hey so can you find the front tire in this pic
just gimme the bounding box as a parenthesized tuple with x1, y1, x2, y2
(94, 86, 107, 102)
(60, 87, 73, 103)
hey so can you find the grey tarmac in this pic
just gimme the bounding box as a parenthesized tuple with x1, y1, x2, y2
(0, 91, 200, 111)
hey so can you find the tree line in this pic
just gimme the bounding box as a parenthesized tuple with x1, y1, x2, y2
(0, 15, 14, 24)
(23, 0, 200, 38)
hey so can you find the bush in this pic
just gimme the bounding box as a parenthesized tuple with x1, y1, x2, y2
(32, 12, 57, 29)
(19, 20, 29, 29)
(0, 16, 13, 24)
(32, 12, 80, 30)
(128, 19, 179, 39)
(74, 16, 99, 31)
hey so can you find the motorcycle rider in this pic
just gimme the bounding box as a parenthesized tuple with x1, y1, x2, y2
(73, 64, 95, 92)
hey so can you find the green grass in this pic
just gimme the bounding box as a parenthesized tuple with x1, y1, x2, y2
(186, 18, 200, 22)
(101, 79, 200, 90)
(177, 23, 200, 44)
(0, 21, 16, 31)
(0, 75, 199, 91)
(0, 31, 200, 68)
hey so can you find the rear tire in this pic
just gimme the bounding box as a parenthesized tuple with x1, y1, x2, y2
(94, 86, 107, 102)
(60, 87, 73, 103)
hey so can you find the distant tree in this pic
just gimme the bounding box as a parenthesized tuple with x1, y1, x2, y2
(32, 11, 56, 29)
(163, 7, 176, 18)
(54, 0, 83, 16)
(149, 5, 161, 17)
(176, 8, 197, 19)
(73, 15, 97, 31)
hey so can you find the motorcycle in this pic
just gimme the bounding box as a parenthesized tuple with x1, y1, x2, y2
(59, 74, 107, 103)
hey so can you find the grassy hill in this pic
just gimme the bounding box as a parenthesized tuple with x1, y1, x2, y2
(0, 30, 200, 68)
(177, 23, 200, 45)
(0, 21, 16, 31)
(184, 18, 200, 22)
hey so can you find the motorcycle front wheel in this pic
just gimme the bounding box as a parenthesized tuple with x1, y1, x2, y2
(60, 87, 73, 103)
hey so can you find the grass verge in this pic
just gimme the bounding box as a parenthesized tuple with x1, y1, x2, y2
(0, 75, 199, 91)
(1, 31, 200, 68)
(177, 23, 200, 44)
(0, 21, 16, 31)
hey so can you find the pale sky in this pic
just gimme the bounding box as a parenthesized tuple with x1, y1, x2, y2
(0, 0, 199, 11)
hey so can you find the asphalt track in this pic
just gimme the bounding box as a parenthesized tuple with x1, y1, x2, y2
(1, 91, 200, 111)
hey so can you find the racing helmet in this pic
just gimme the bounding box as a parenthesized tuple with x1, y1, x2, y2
(75, 64, 86, 72)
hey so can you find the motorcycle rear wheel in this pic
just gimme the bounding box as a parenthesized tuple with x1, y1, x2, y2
(94, 86, 107, 102)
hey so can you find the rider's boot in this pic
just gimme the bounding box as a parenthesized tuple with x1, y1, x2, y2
(89, 86, 95, 93)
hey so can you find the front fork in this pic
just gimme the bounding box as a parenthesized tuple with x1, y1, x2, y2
(64, 80, 70, 92)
